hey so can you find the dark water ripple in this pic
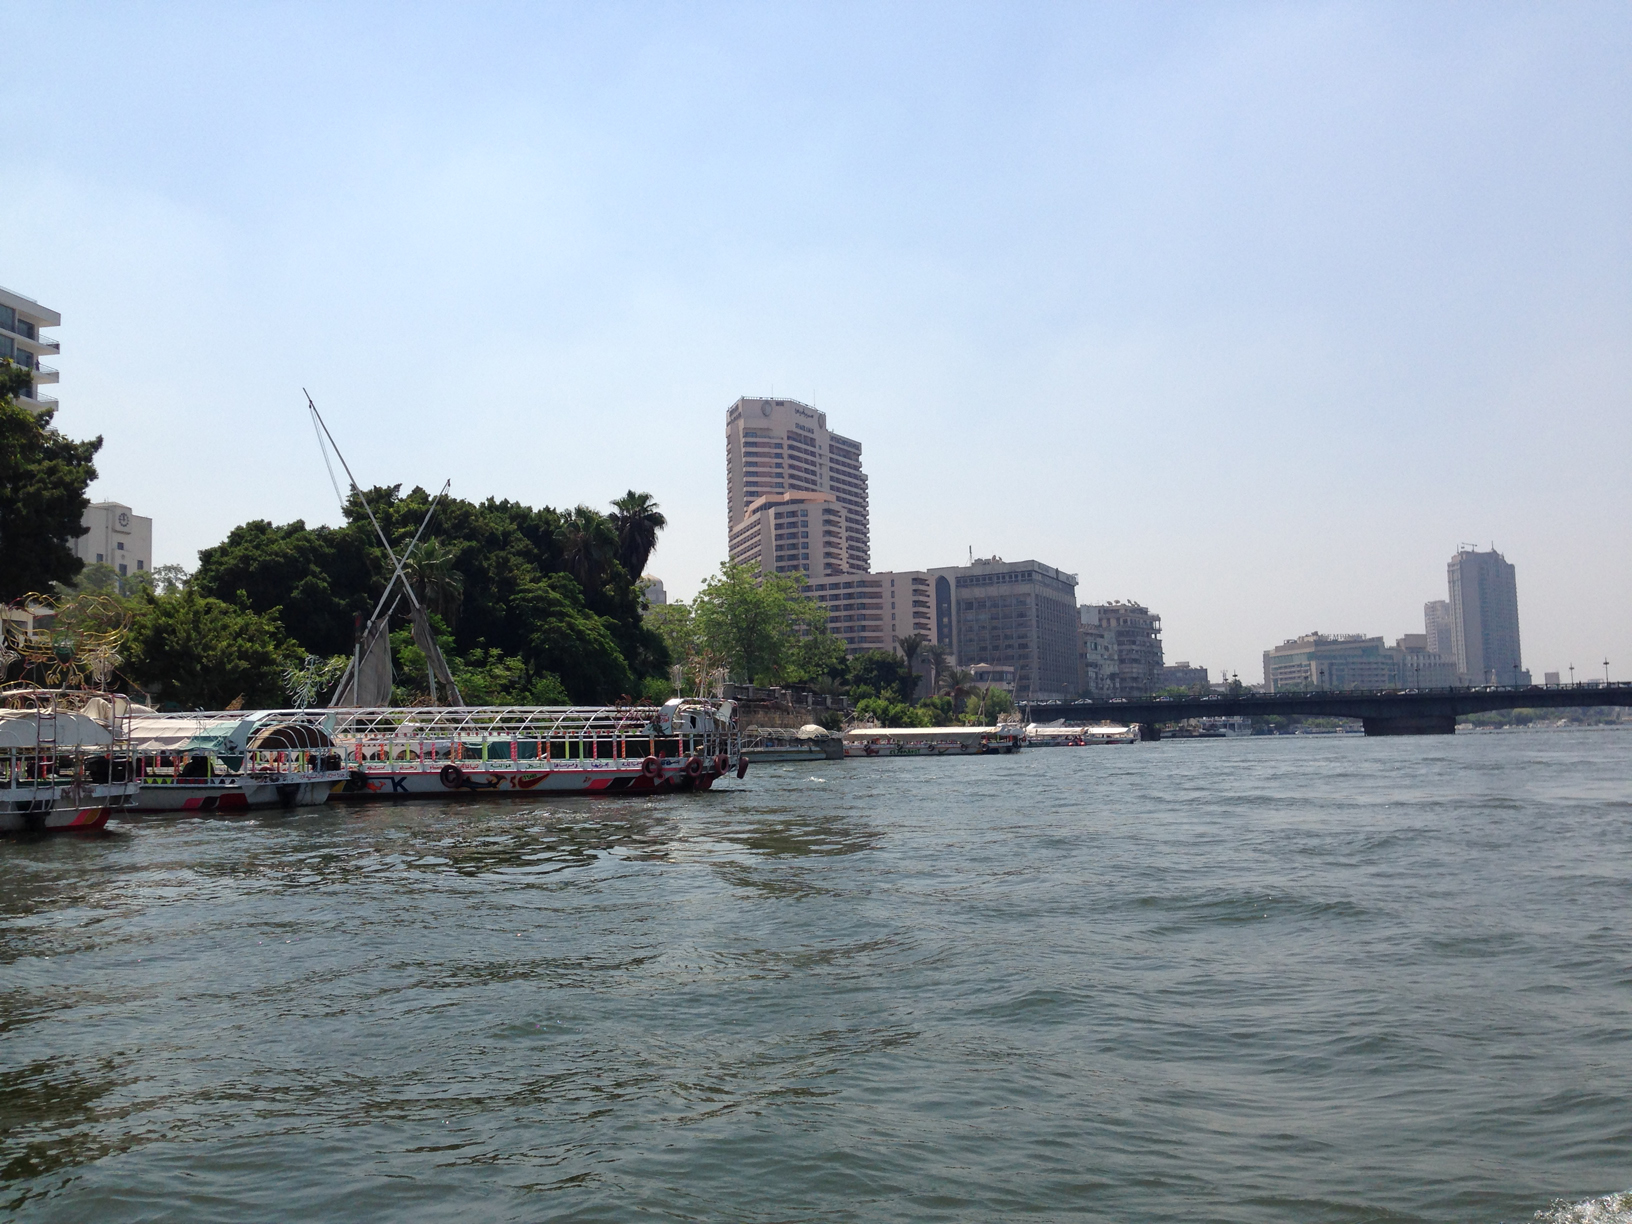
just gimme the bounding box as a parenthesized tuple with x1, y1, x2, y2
(2, 729, 1630, 1222)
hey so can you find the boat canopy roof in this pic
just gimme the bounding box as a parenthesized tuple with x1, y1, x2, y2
(842, 725, 1014, 741)
(128, 712, 336, 754)
(125, 701, 731, 744)
(0, 710, 115, 749)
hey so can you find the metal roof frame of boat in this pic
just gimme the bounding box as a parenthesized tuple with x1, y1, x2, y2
(130, 701, 731, 742)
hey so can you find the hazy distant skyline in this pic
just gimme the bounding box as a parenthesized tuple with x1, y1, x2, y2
(7, 2, 1628, 681)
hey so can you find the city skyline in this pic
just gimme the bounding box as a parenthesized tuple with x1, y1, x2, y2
(5, 4, 1626, 682)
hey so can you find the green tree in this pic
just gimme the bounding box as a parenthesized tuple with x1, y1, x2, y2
(691, 562, 817, 684)
(610, 490, 666, 582)
(786, 625, 850, 688)
(403, 539, 464, 629)
(123, 587, 295, 709)
(853, 696, 934, 727)
(896, 634, 928, 700)
(192, 485, 667, 705)
(0, 360, 101, 600)
(848, 650, 913, 703)
(556, 505, 618, 591)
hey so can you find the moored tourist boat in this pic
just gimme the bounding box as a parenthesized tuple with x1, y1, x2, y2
(127, 711, 350, 813)
(325, 697, 741, 798)
(841, 725, 1024, 757)
(740, 724, 844, 763)
(0, 689, 139, 833)
(1025, 721, 1139, 746)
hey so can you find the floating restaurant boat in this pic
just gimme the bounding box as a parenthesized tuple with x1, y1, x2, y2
(325, 697, 741, 798)
(127, 711, 350, 813)
(0, 689, 139, 833)
(1025, 721, 1139, 746)
(740, 724, 845, 764)
(841, 725, 1024, 757)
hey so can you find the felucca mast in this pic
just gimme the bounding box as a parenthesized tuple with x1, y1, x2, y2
(305, 392, 465, 707)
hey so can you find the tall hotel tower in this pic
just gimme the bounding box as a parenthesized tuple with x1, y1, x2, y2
(1447, 547, 1525, 686)
(726, 398, 870, 578)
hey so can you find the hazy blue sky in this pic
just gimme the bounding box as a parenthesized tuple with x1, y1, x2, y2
(7, 2, 1628, 682)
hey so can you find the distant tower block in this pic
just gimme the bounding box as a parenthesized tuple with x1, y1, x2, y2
(724, 397, 869, 578)
(1447, 547, 1525, 686)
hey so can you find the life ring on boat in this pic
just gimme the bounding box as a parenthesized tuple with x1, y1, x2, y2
(713, 753, 729, 775)
(440, 764, 463, 788)
(641, 755, 661, 778)
(684, 756, 704, 778)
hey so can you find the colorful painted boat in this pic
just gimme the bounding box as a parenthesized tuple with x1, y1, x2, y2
(0, 689, 139, 833)
(324, 697, 741, 799)
(127, 712, 350, 813)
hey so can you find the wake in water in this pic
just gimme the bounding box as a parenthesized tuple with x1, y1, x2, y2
(1536, 1191, 1632, 1223)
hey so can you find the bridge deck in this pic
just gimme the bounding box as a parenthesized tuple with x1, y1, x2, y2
(1028, 683, 1632, 736)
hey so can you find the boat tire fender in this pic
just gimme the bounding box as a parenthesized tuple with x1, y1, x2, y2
(641, 755, 661, 778)
(713, 753, 729, 776)
(736, 757, 749, 779)
(440, 764, 463, 789)
(684, 756, 704, 779)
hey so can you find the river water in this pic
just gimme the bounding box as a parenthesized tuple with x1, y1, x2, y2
(3, 728, 1629, 1223)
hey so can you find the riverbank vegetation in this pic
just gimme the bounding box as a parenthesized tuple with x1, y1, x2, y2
(3, 484, 673, 710)
(646, 563, 1015, 727)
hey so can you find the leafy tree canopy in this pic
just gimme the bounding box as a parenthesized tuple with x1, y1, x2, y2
(0, 360, 101, 600)
(191, 485, 666, 705)
(122, 587, 294, 709)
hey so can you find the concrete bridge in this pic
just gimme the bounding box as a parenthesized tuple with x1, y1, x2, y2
(1026, 682, 1632, 738)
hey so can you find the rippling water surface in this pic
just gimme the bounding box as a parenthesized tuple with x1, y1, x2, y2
(3, 728, 1630, 1222)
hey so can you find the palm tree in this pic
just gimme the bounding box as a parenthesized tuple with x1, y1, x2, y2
(404, 540, 464, 629)
(556, 506, 618, 590)
(940, 667, 975, 714)
(896, 633, 927, 701)
(924, 642, 951, 693)
(610, 491, 667, 581)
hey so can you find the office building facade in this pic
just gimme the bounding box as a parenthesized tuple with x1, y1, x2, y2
(73, 502, 153, 580)
(1424, 600, 1453, 657)
(0, 285, 61, 414)
(725, 397, 869, 578)
(929, 557, 1079, 702)
(1083, 602, 1165, 698)
(1160, 662, 1209, 691)
(1263, 633, 1396, 692)
(801, 570, 933, 659)
(1447, 547, 1525, 686)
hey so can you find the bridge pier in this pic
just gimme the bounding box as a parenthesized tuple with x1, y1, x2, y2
(1361, 715, 1456, 736)
(1137, 723, 1161, 741)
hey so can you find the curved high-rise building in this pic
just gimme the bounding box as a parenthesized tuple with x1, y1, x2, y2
(725, 397, 870, 578)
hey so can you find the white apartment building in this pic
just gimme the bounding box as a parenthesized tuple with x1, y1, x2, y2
(0, 285, 61, 414)
(74, 502, 153, 580)
(725, 397, 869, 577)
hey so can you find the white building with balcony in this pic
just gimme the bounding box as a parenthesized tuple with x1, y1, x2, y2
(0, 285, 61, 414)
